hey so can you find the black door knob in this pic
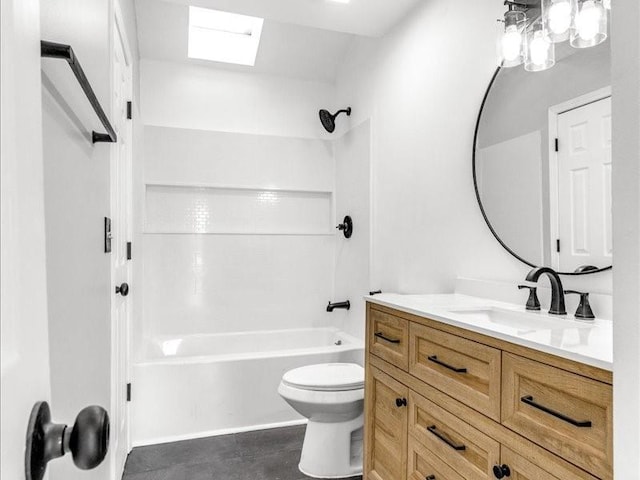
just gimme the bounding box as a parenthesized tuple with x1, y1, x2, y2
(395, 397, 407, 408)
(115, 283, 129, 296)
(493, 464, 511, 479)
(25, 402, 110, 480)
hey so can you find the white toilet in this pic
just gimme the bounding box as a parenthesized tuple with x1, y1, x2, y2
(278, 363, 364, 479)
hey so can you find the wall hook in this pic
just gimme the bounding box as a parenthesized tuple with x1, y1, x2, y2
(336, 215, 353, 239)
(25, 401, 110, 480)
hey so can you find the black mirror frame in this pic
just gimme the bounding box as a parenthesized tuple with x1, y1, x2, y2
(472, 67, 612, 276)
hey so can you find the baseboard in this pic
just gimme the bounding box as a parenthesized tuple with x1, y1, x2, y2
(131, 418, 308, 448)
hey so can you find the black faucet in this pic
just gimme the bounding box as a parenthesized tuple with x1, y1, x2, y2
(524, 267, 567, 315)
(327, 301, 350, 312)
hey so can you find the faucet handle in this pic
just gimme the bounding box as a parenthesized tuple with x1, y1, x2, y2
(564, 290, 595, 320)
(518, 285, 541, 311)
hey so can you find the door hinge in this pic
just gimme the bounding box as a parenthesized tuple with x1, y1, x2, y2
(104, 217, 112, 253)
(554, 138, 559, 152)
(127, 101, 132, 120)
(556, 239, 561, 253)
(127, 242, 132, 260)
(126, 383, 132, 402)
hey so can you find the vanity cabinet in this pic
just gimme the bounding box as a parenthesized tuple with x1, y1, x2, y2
(364, 303, 613, 480)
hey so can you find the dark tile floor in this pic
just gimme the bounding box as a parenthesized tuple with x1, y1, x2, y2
(122, 425, 363, 480)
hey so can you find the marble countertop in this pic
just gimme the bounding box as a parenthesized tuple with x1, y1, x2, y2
(365, 293, 613, 371)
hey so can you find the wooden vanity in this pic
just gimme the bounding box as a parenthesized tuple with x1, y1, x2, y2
(364, 301, 613, 480)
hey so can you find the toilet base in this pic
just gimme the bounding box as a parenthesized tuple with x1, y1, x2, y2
(298, 413, 363, 479)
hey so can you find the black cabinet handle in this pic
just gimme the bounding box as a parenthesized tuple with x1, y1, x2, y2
(369, 290, 382, 296)
(375, 332, 400, 344)
(520, 395, 592, 427)
(426, 425, 466, 451)
(426, 476, 436, 480)
(493, 464, 511, 479)
(427, 355, 467, 373)
(395, 397, 407, 408)
(115, 283, 129, 297)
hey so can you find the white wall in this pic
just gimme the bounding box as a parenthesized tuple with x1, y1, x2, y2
(335, 0, 612, 298)
(333, 120, 372, 340)
(141, 59, 337, 139)
(40, 1, 140, 479)
(611, 0, 640, 474)
(40, 1, 112, 479)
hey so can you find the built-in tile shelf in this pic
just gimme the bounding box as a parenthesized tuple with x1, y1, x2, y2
(144, 183, 333, 235)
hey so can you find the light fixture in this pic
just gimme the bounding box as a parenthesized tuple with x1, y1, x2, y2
(188, 7, 264, 66)
(525, 21, 556, 71)
(570, 0, 607, 48)
(496, 0, 609, 72)
(545, 0, 573, 42)
(497, 9, 526, 67)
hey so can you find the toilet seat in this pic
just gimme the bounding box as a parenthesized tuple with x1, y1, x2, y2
(282, 363, 364, 392)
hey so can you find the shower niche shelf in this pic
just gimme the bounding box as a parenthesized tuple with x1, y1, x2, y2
(144, 183, 333, 235)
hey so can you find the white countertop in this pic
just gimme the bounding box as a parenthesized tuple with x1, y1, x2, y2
(365, 293, 613, 371)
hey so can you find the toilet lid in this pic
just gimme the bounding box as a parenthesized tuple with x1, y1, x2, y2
(282, 363, 364, 392)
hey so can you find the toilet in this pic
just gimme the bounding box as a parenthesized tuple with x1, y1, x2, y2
(278, 363, 365, 479)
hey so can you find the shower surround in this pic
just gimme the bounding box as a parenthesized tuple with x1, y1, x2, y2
(132, 60, 371, 445)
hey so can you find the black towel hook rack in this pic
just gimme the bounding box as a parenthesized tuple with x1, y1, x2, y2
(41, 40, 117, 144)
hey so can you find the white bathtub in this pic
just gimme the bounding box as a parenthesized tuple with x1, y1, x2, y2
(131, 327, 364, 446)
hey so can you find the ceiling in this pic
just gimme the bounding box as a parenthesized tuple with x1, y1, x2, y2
(134, 0, 421, 82)
(153, 0, 422, 38)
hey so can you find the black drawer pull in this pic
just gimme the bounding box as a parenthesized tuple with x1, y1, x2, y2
(374, 332, 400, 344)
(427, 425, 466, 451)
(395, 397, 407, 408)
(427, 355, 467, 373)
(520, 395, 592, 427)
(426, 476, 436, 480)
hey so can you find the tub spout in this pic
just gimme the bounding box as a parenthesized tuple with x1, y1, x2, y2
(327, 301, 350, 312)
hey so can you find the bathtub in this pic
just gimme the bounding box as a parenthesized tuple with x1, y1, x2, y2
(131, 327, 364, 446)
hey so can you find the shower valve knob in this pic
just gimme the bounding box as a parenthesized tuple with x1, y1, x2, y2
(336, 215, 353, 239)
(115, 283, 129, 296)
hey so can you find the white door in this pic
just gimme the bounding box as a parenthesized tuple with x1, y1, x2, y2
(110, 16, 134, 479)
(1, 0, 52, 478)
(556, 97, 612, 272)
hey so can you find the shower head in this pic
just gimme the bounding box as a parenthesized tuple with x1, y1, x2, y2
(319, 107, 352, 133)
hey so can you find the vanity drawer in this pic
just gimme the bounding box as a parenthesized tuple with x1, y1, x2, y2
(501, 353, 613, 480)
(368, 308, 409, 370)
(408, 390, 500, 480)
(409, 323, 502, 421)
(408, 435, 464, 480)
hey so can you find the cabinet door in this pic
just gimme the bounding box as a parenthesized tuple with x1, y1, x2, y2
(365, 366, 408, 480)
(499, 447, 563, 480)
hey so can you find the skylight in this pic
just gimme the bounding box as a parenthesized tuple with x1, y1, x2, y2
(188, 7, 264, 66)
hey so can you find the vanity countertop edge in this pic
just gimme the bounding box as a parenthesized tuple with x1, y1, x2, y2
(364, 293, 613, 372)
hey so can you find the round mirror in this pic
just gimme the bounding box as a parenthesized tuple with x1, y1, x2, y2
(473, 41, 612, 275)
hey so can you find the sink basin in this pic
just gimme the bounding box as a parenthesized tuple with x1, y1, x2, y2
(446, 307, 592, 335)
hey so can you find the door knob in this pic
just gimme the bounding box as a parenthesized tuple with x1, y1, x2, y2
(115, 282, 129, 296)
(25, 401, 110, 480)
